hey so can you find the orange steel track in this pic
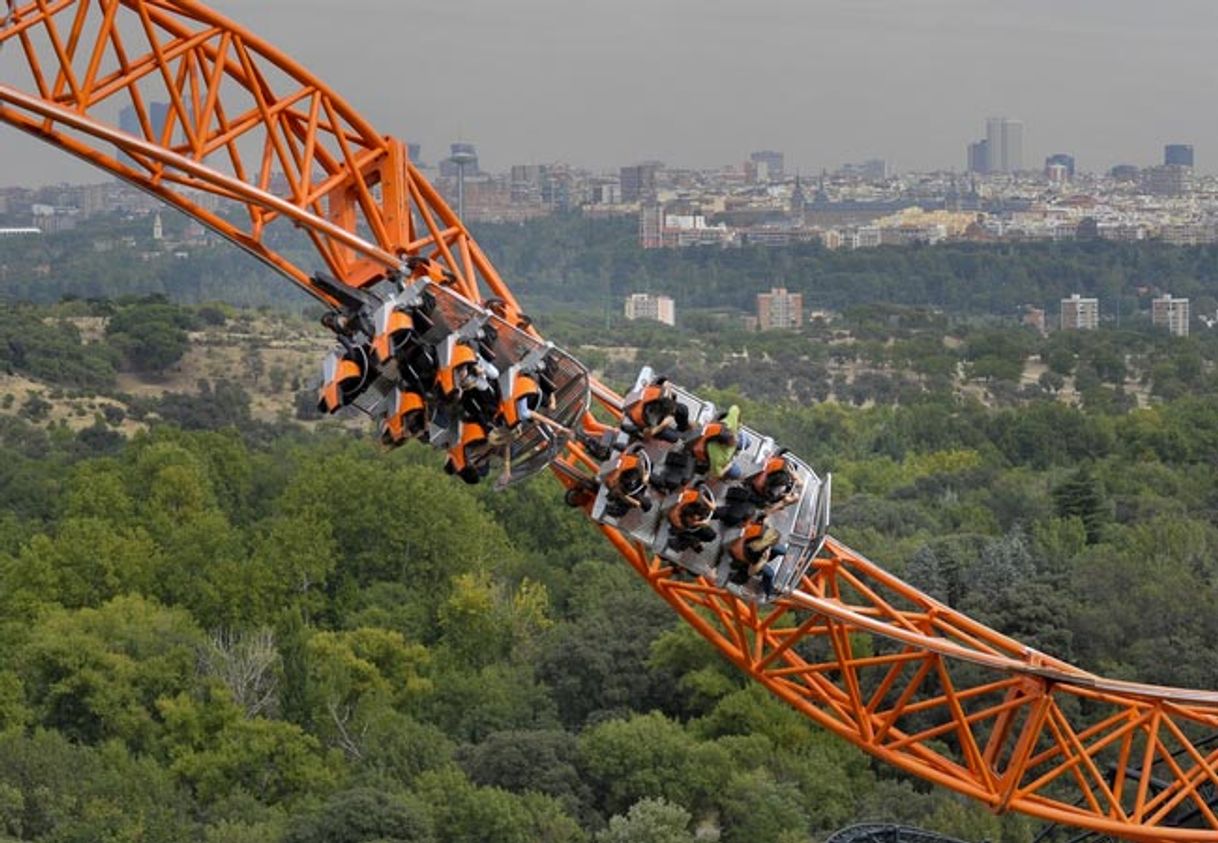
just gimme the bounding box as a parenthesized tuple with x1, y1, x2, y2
(4, 4, 1218, 840)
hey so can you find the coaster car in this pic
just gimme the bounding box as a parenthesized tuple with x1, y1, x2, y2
(496, 366, 542, 429)
(443, 420, 491, 485)
(311, 270, 591, 487)
(379, 388, 427, 447)
(369, 300, 416, 366)
(436, 335, 481, 400)
(587, 367, 832, 603)
(316, 345, 370, 414)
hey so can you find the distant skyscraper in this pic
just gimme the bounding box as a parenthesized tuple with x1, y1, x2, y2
(984, 117, 1023, 173)
(1061, 294, 1099, 331)
(1045, 154, 1076, 179)
(967, 139, 989, 174)
(407, 143, 422, 165)
(639, 203, 664, 249)
(1002, 120, 1024, 172)
(1143, 165, 1190, 197)
(749, 150, 785, 181)
(621, 163, 660, 203)
(1165, 144, 1194, 168)
(117, 102, 170, 168)
(985, 118, 1005, 171)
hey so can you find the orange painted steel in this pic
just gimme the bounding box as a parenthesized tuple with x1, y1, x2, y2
(5, 4, 1218, 840)
(0, 0, 518, 313)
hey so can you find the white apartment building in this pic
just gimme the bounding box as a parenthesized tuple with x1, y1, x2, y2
(1061, 294, 1099, 330)
(624, 293, 676, 326)
(1151, 294, 1190, 337)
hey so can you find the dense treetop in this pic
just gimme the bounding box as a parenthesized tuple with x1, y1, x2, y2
(3, 213, 1218, 841)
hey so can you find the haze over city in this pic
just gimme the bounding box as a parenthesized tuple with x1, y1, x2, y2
(2, 0, 1217, 184)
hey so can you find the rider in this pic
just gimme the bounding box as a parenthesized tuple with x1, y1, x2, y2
(747, 452, 801, 511)
(496, 370, 543, 430)
(666, 482, 718, 554)
(725, 518, 786, 598)
(601, 444, 654, 518)
(719, 450, 802, 526)
(686, 404, 746, 480)
(622, 376, 689, 442)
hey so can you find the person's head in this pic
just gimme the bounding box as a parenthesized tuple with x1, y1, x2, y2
(676, 484, 712, 521)
(764, 467, 794, 497)
(680, 501, 710, 526)
(643, 395, 676, 426)
(457, 363, 480, 391)
(617, 467, 645, 494)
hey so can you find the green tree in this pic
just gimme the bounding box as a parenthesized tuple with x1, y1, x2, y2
(458, 729, 591, 821)
(1051, 465, 1108, 544)
(0, 729, 196, 842)
(577, 713, 698, 817)
(105, 299, 195, 373)
(159, 691, 339, 805)
(597, 798, 693, 843)
(306, 628, 432, 757)
(284, 787, 434, 843)
(17, 595, 202, 748)
(413, 768, 583, 843)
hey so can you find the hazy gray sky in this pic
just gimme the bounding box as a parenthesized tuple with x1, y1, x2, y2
(2, 0, 1217, 184)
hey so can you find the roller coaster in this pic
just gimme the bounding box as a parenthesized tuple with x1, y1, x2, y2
(3, 4, 1218, 840)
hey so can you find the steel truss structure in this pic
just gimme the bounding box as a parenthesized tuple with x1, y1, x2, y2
(4, 3, 1218, 840)
(827, 823, 975, 843)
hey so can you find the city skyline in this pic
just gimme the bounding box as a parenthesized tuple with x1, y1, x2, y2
(2, 0, 1217, 185)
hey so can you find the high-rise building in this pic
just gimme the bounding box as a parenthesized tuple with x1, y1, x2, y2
(1002, 120, 1024, 173)
(407, 143, 422, 165)
(510, 164, 545, 204)
(967, 139, 989, 174)
(984, 117, 1023, 173)
(756, 287, 804, 330)
(1143, 165, 1190, 197)
(1152, 294, 1190, 337)
(985, 118, 1004, 170)
(749, 150, 785, 182)
(117, 102, 170, 168)
(624, 293, 676, 326)
(620, 163, 660, 203)
(639, 203, 664, 249)
(1045, 153, 1076, 179)
(1165, 144, 1194, 168)
(1061, 294, 1099, 331)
